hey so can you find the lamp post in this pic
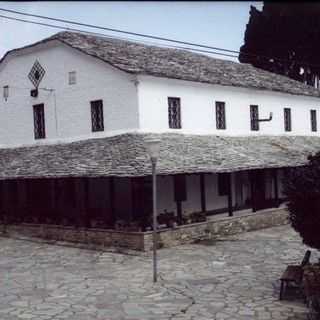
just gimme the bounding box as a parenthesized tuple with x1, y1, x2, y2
(145, 138, 161, 283)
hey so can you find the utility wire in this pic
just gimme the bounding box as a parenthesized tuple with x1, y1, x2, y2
(0, 7, 240, 55)
(0, 7, 300, 63)
(0, 14, 239, 59)
(0, 14, 119, 39)
(2, 7, 320, 69)
(1, 8, 320, 69)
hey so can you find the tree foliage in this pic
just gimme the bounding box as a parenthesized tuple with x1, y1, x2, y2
(283, 153, 320, 250)
(239, 3, 320, 87)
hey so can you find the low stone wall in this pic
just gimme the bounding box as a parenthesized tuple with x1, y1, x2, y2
(144, 207, 289, 250)
(0, 207, 289, 251)
(0, 224, 145, 251)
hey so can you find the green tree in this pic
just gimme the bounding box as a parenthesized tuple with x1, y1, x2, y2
(239, 3, 320, 87)
(283, 153, 320, 250)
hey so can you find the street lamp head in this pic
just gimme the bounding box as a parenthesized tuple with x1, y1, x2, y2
(145, 137, 161, 161)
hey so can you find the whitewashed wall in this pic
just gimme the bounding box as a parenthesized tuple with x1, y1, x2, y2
(157, 173, 234, 215)
(0, 41, 139, 146)
(2, 42, 320, 148)
(156, 171, 285, 216)
(137, 75, 320, 136)
(204, 173, 229, 211)
(157, 176, 176, 213)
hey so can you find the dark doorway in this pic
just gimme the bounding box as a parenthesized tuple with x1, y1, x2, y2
(132, 177, 152, 229)
(250, 170, 268, 211)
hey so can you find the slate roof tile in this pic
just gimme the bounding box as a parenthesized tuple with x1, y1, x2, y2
(2, 31, 320, 97)
(0, 133, 320, 179)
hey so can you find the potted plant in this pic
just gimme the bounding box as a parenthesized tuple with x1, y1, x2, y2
(190, 212, 207, 223)
(157, 210, 177, 228)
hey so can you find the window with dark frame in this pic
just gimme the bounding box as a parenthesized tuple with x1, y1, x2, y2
(91, 100, 104, 132)
(33, 104, 45, 139)
(215, 101, 226, 129)
(284, 108, 292, 132)
(250, 105, 259, 131)
(311, 109, 317, 132)
(168, 97, 181, 129)
(68, 71, 76, 85)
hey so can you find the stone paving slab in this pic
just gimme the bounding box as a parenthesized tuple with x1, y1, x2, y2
(0, 225, 317, 319)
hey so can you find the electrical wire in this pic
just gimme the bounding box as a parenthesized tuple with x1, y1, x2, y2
(0, 7, 240, 54)
(1, 8, 320, 70)
(1, 7, 320, 69)
(0, 14, 239, 59)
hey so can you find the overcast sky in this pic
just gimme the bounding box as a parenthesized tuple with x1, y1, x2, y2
(0, 1, 263, 62)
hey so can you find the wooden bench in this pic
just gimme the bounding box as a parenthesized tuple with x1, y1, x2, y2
(279, 250, 311, 300)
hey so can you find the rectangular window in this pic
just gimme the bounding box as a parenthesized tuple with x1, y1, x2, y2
(168, 97, 181, 129)
(215, 101, 226, 129)
(68, 71, 76, 85)
(284, 108, 292, 132)
(311, 109, 317, 132)
(33, 104, 45, 139)
(91, 100, 104, 132)
(250, 105, 259, 131)
(3, 85, 9, 101)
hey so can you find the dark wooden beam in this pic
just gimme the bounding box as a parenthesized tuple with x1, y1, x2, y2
(131, 178, 135, 221)
(227, 173, 233, 216)
(72, 178, 80, 227)
(109, 177, 115, 226)
(273, 169, 279, 207)
(83, 178, 90, 228)
(176, 201, 182, 224)
(250, 171, 256, 212)
(0, 180, 3, 212)
(200, 173, 206, 212)
(174, 174, 186, 224)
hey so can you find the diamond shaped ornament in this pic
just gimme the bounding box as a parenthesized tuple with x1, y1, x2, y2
(28, 61, 45, 88)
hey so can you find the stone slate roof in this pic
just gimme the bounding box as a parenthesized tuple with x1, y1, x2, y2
(2, 31, 320, 98)
(0, 133, 320, 180)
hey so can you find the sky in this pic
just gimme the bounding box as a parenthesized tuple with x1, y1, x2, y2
(0, 1, 263, 62)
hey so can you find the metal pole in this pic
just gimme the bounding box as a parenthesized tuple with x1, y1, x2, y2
(152, 158, 158, 283)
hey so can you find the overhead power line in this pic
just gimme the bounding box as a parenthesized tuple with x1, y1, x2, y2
(1, 7, 320, 70)
(0, 7, 240, 55)
(0, 14, 239, 59)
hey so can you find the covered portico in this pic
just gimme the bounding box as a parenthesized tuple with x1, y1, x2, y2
(0, 133, 319, 232)
(0, 169, 280, 228)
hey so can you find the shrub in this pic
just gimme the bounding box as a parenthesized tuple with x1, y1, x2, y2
(283, 153, 320, 250)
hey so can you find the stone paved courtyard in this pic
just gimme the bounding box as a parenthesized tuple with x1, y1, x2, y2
(0, 225, 317, 320)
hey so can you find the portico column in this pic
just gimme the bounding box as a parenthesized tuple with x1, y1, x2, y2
(174, 174, 186, 224)
(109, 177, 116, 226)
(80, 178, 90, 228)
(250, 171, 257, 212)
(227, 173, 233, 217)
(273, 169, 279, 207)
(200, 173, 206, 213)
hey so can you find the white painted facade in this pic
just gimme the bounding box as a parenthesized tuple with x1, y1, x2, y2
(137, 75, 320, 136)
(0, 41, 139, 147)
(1, 41, 320, 148)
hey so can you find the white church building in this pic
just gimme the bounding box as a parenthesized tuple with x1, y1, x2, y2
(0, 31, 320, 249)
